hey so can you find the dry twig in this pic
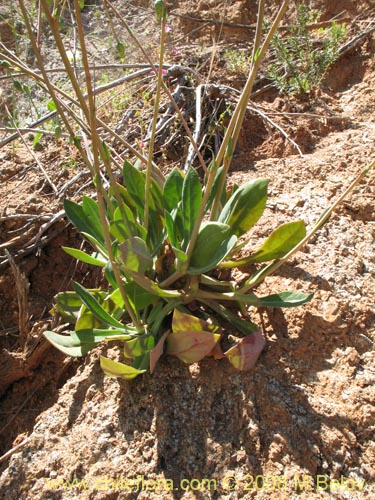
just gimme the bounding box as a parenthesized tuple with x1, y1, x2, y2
(0, 437, 30, 465)
(4, 249, 30, 346)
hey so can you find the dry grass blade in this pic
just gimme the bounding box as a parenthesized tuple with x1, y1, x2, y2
(4, 249, 30, 346)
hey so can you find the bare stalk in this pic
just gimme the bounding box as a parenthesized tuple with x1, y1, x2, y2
(211, 0, 290, 216)
(40, 0, 91, 120)
(240, 160, 375, 293)
(144, 14, 167, 230)
(188, 1, 291, 262)
(103, 0, 208, 174)
(73, 0, 142, 329)
(15, 0, 83, 148)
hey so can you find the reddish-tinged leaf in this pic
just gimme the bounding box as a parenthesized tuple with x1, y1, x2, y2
(149, 331, 169, 374)
(224, 331, 266, 370)
(168, 310, 222, 363)
(210, 340, 225, 360)
(166, 331, 221, 364)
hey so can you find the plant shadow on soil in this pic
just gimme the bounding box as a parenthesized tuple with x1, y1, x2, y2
(55, 298, 365, 500)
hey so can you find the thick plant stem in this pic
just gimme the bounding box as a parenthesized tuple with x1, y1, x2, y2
(40, 0, 91, 121)
(187, 1, 290, 263)
(144, 16, 166, 231)
(16, 0, 82, 151)
(240, 160, 375, 293)
(103, 0, 208, 174)
(73, 0, 142, 330)
(212, 0, 290, 207)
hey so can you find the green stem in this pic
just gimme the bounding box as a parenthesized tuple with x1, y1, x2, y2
(158, 270, 183, 289)
(187, 2, 291, 260)
(74, 0, 142, 330)
(191, 289, 260, 305)
(144, 15, 166, 230)
(16, 0, 82, 151)
(240, 160, 374, 293)
(103, 0, 208, 174)
(212, 0, 290, 207)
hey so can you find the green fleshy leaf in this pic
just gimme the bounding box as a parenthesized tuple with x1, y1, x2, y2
(64, 199, 90, 235)
(80, 232, 108, 256)
(110, 204, 147, 243)
(100, 356, 146, 379)
(123, 336, 154, 358)
(53, 291, 83, 323)
(163, 167, 184, 212)
(121, 161, 164, 249)
(219, 179, 268, 236)
(189, 222, 237, 274)
(70, 328, 135, 344)
(166, 206, 184, 247)
(43, 331, 96, 357)
(110, 284, 158, 312)
(62, 247, 106, 267)
(122, 160, 163, 218)
(64, 197, 104, 244)
(181, 168, 202, 249)
(149, 177, 164, 213)
(259, 291, 314, 308)
(248, 220, 306, 263)
(205, 166, 226, 212)
(119, 237, 152, 273)
(224, 331, 266, 370)
(75, 306, 101, 331)
(72, 281, 125, 328)
(82, 196, 104, 242)
(165, 210, 179, 248)
(122, 160, 146, 219)
(146, 207, 164, 252)
(115, 182, 138, 214)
